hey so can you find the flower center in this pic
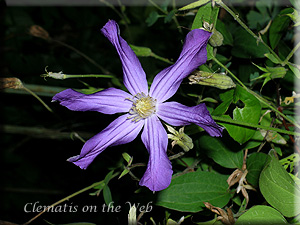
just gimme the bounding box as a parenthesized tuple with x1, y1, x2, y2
(127, 93, 157, 122)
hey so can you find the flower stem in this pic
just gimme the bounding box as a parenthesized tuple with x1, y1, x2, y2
(282, 41, 300, 65)
(212, 115, 300, 136)
(211, 56, 300, 130)
(215, 0, 283, 65)
(151, 52, 174, 64)
(64, 74, 115, 79)
(22, 86, 53, 113)
(52, 39, 110, 74)
(42, 73, 115, 80)
(149, 0, 182, 33)
(22, 172, 119, 225)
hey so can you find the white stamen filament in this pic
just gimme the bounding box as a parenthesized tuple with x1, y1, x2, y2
(127, 93, 157, 122)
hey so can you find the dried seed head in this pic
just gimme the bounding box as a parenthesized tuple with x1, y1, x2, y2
(189, 71, 235, 89)
(29, 25, 50, 40)
(0, 77, 23, 90)
(204, 202, 235, 225)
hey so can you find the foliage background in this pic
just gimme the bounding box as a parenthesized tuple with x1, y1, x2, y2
(1, 0, 299, 224)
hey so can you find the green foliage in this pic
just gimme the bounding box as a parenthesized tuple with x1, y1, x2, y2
(215, 85, 261, 144)
(178, 0, 210, 11)
(246, 152, 269, 186)
(269, 8, 293, 49)
(199, 135, 243, 169)
(235, 205, 288, 224)
(191, 2, 219, 30)
(231, 27, 269, 58)
(259, 150, 300, 217)
(156, 171, 231, 212)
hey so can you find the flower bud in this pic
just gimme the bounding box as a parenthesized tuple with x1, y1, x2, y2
(128, 205, 137, 225)
(166, 125, 193, 152)
(189, 71, 235, 89)
(209, 29, 224, 47)
(202, 21, 223, 47)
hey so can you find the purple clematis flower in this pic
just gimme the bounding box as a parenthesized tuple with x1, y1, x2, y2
(52, 20, 223, 191)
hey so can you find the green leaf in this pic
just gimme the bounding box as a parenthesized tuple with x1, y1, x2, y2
(259, 150, 300, 217)
(206, 44, 214, 61)
(122, 152, 131, 163)
(246, 10, 270, 29)
(269, 8, 293, 49)
(164, 9, 176, 23)
(264, 53, 280, 64)
(241, 130, 264, 150)
(216, 19, 233, 46)
(156, 171, 231, 212)
(199, 97, 218, 103)
(101, 170, 114, 205)
(288, 63, 300, 78)
(146, 11, 160, 27)
(178, 0, 210, 11)
(191, 2, 219, 30)
(104, 170, 114, 184)
(118, 168, 130, 179)
(280, 153, 300, 173)
(221, 85, 261, 144)
(130, 44, 152, 57)
(198, 135, 244, 169)
(235, 205, 288, 225)
(103, 185, 113, 206)
(212, 89, 234, 115)
(246, 152, 269, 187)
(231, 27, 269, 58)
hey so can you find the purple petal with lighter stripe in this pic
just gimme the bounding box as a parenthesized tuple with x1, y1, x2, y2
(149, 29, 211, 103)
(68, 114, 144, 169)
(157, 101, 223, 137)
(52, 87, 132, 115)
(101, 20, 148, 96)
(139, 115, 172, 191)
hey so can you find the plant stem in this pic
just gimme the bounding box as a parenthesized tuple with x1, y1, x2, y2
(212, 55, 246, 88)
(0, 124, 93, 140)
(42, 73, 115, 80)
(212, 115, 300, 136)
(22, 86, 53, 113)
(282, 41, 300, 65)
(64, 74, 115, 78)
(212, 56, 300, 130)
(215, 0, 283, 65)
(151, 52, 174, 64)
(22, 172, 119, 225)
(149, 0, 182, 33)
(52, 39, 110, 74)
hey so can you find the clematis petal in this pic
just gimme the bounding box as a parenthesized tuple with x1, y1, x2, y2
(101, 20, 148, 96)
(140, 115, 173, 191)
(68, 114, 144, 169)
(52, 87, 132, 114)
(157, 101, 223, 137)
(149, 29, 211, 103)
